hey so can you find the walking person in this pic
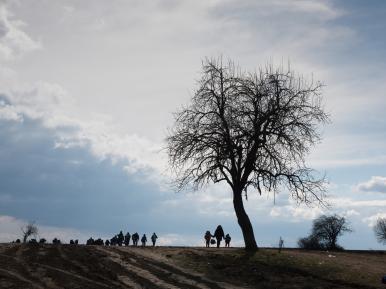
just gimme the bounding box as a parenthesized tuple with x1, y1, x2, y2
(132, 232, 139, 246)
(213, 225, 225, 248)
(204, 230, 212, 248)
(278, 236, 284, 253)
(117, 231, 124, 246)
(124, 232, 131, 246)
(225, 234, 231, 247)
(151, 233, 158, 247)
(141, 234, 147, 247)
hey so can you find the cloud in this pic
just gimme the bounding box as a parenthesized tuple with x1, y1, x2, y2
(0, 113, 166, 233)
(209, 0, 351, 60)
(252, 0, 342, 19)
(356, 176, 386, 194)
(0, 79, 167, 178)
(343, 209, 360, 217)
(282, 0, 341, 18)
(310, 156, 386, 168)
(269, 204, 324, 221)
(0, 2, 40, 60)
(307, 129, 386, 169)
(0, 99, 22, 121)
(332, 197, 386, 208)
(362, 212, 386, 227)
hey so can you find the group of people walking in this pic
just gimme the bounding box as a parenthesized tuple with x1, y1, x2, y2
(204, 225, 231, 248)
(106, 231, 158, 247)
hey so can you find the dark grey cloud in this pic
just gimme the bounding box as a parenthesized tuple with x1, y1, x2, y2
(0, 115, 164, 234)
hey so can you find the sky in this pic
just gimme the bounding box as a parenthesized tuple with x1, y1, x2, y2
(0, 0, 385, 249)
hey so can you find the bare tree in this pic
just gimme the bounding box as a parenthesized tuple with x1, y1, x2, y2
(21, 221, 38, 243)
(374, 217, 386, 244)
(167, 58, 328, 251)
(311, 214, 352, 250)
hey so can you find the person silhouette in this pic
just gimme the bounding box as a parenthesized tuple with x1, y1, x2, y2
(213, 225, 224, 248)
(279, 236, 284, 253)
(117, 231, 124, 246)
(225, 234, 231, 247)
(204, 230, 212, 248)
(141, 234, 147, 247)
(124, 232, 131, 246)
(110, 235, 118, 246)
(132, 232, 139, 246)
(151, 233, 158, 246)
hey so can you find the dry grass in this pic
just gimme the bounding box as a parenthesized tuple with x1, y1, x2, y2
(0, 244, 385, 289)
(159, 247, 386, 289)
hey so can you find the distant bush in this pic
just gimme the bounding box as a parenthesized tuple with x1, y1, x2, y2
(298, 235, 324, 250)
(39, 238, 46, 244)
(52, 238, 61, 244)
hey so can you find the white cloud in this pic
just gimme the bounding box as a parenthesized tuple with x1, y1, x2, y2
(263, 0, 342, 19)
(356, 176, 386, 194)
(310, 156, 386, 168)
(362, 212, 386, 227)
(0, 2, 40, 60)
(269, 198, 364, 222)
(308, 131, 386, 169)
(62, 5, 75, 15)
(269, 203, 324, 221)
(0, 101, 22, 121)
(332, 197, 386, 208)
(343, 209, 360, 217)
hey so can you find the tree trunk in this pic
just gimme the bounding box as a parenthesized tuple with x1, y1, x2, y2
(233, 188, 258, 251)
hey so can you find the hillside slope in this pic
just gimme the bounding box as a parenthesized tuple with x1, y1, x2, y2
(0, 244, 384, 289)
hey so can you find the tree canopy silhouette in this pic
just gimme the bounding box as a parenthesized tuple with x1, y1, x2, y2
(374, 217, 386, 245)
(299, 214, 352, 250)
(167, 58, 328, 251)
(21, 221, 38, 243)
(313, 214, 352, 250)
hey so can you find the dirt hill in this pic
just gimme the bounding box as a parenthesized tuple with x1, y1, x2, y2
(0, 244, 385, 289)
